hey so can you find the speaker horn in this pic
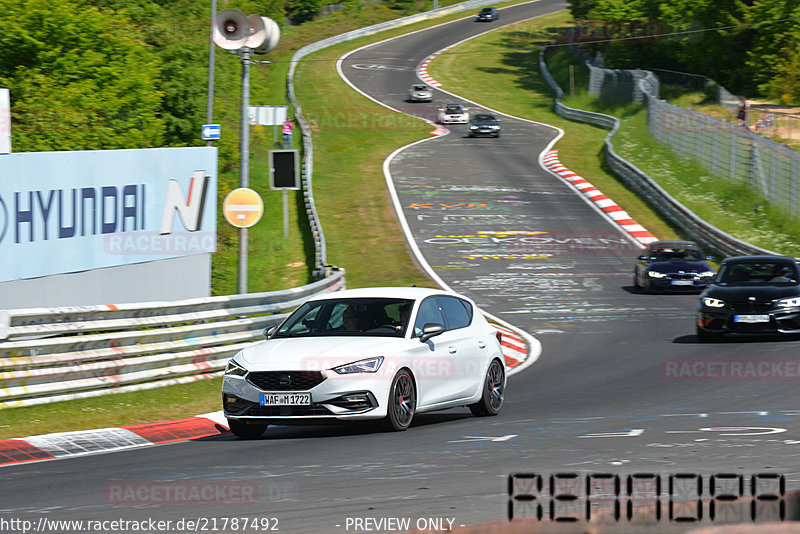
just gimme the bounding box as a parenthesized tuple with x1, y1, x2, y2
(251, 17, 280, 54)
(212, 9, 250, 50)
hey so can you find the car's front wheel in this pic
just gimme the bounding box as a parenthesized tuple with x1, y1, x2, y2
(469, 359, 505, 416)
(227, 419, 268, 439)
(384, 369, 416, 431)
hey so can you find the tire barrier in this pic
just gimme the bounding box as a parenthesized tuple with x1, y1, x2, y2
(0, 269, 346, 408)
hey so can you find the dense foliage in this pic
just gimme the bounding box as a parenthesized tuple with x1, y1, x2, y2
(0, 0, 350, 155)
(567, 0, 800, 103)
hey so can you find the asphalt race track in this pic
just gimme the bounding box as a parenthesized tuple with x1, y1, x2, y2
(3, 1, 800, 532)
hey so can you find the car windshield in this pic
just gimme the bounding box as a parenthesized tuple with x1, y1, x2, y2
(650, 247, 704, 261)
(412, 85, 428, 91)
(716, 261, 799, 286)
(273, 298, 414, 338)
(473, 114, 495, 122)
(480, 8, 493, 13)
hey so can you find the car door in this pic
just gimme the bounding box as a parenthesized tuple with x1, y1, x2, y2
(436, 296, 487, 400)
(410, 296, 461, 407)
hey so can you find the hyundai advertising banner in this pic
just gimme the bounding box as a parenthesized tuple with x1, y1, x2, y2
(0, 147, 217, 282)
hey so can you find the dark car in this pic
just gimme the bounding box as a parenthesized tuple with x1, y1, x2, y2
(476, 7, 498, 21)
(633, 240, 715, 293)
(696, 255, 800, 342)
(468, 113, 501, 137)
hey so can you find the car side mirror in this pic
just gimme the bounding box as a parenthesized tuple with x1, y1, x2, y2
(419, 323, 445, 342)
(263, 325, 277, 339)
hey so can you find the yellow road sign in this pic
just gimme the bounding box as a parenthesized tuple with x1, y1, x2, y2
(223, 188, 264, 228)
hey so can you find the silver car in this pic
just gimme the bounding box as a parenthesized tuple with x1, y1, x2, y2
(222, 287, 506, 438)
(407, 84, 433, 102)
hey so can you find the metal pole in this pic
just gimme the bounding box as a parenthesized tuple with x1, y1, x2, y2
(283, 190, 289, 237)
(206, 0, 216, 147)
(238, 47, 251, 294)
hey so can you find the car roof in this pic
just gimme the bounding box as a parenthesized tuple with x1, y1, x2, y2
(720, 255, 799, 264)
(649, 240, 700, 249)
(307, 286, 467, 302)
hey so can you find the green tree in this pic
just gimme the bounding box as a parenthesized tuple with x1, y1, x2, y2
(745, 0, 800, 104)
(0, 0, 164, 151)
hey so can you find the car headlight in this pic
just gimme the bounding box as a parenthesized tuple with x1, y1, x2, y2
(647, 271, 667, 278)
(224, 359, 248, 377)
(490, 125, 499, 129)
(699, 271, 715, 278)
(777, 297, 800, 307)
(332, 356, 384, 374)
(470, 125, 477, 129)
(702, 297, 726, 308)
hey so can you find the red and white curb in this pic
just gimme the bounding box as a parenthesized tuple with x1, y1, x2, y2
(493, 324, 527, 369)
(542, 150, 657, 246)
(0, 412, 229, 467)
(417, 47, 450, 88)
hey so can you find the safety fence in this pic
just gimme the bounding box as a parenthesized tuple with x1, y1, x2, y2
(0, 269, 346, 409)
(539, 47, 775, 259)
(286, 0, 500, 277)
(580, 55, 800, 222)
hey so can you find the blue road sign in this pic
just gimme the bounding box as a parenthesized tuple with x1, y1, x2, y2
(202, 124, 221, 140)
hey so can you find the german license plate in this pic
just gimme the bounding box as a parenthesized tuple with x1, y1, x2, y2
(671, 280, 694, 286)
(734, 315, 770, 323)
(260, 393, 311, 406)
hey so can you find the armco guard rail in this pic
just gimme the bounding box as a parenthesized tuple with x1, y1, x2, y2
(0, 269, 345, 409)
(539, 47, 776, 259)
(286, 0, 501, 277)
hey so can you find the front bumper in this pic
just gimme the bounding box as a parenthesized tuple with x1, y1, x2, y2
(647, 277, 709, 292)
(222, 371, 390, 422)
(697, 307, 800, 335)
(441, 115, 468, 124)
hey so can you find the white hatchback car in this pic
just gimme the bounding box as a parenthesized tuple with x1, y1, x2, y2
(438, 103, 469, 124)
(222, 287, 506, 438)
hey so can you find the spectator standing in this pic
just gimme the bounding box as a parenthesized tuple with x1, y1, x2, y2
(282, 119, 293, 148)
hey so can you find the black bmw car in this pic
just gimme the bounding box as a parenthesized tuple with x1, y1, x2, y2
(468, 113, 501, 137)
(696, 255, 800, 342)
(633, 240, 715, 293)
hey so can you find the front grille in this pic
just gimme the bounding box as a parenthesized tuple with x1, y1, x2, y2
(668, 273, 695, 280)
(247, 371, 326, 391)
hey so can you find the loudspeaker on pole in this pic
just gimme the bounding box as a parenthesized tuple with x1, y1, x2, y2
(212, 9, 250, 50)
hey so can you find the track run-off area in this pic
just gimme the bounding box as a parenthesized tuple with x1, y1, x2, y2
(3, 1, 800, 533)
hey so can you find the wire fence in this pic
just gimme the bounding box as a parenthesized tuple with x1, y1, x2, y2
(582, 58, 800, 220)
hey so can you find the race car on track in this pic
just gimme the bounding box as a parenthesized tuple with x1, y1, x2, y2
(476, 7, 498, 21)
(222, 287, 506, 438)
(696, 255, 800, 342)
(437, 103, 469, 124)
(407, 84, 433, 102)
(633, 240, 715, 293)
(468, 113, 501, 137)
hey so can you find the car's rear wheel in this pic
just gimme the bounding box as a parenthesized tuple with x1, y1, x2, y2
(227, 419, 267, 439)
(696, 326, 722, 343)
(469, 359, 505, 416)
(384, 369, 416, 431)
